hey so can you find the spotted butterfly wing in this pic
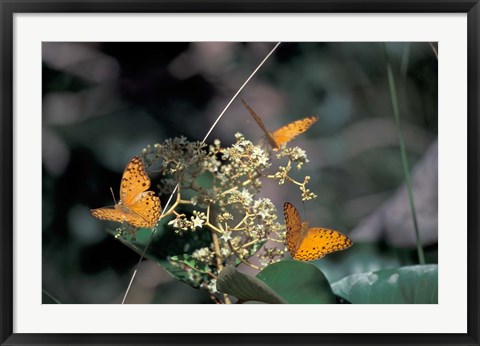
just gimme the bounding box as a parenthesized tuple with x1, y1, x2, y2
(272, 116, 318, 147)
(241, 99, 318, 150)
(283, 202, 352, 261)
(90, 207, 154, 228)
(90, 208, 126, 224)
(283, 201, 303, 257)
(118, 157, 150, 203)
(124, 191, 161, 228)
(91, 157, 161, 228)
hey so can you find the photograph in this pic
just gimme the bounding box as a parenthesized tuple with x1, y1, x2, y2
(42, 41, 439, 305)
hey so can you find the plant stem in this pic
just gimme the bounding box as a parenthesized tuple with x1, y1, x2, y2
(210, 211, 231, 304)
(227, 240, 261, 271)
(384, 44, 425, 265)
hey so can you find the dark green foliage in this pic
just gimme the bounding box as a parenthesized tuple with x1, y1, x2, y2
(256, 261, 336, 304)
(217, 266, 287, 304)
(217, 261, 337, 304)
(332, 264, 438, 304)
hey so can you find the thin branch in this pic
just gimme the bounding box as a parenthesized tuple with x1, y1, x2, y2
(227, 240, 261, 271)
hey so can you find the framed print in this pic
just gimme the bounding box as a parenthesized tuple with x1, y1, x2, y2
(1, 1, 479, 345)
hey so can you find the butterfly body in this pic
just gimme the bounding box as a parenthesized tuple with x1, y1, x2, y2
(115, 202, 134, 215)
(284, 202, 352, 261)
(241, 99, 318, 150)
(91, 157, 161, 228)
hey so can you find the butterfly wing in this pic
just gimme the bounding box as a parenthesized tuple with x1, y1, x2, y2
(125, 191, 161, 228)
(272, 116, 318, 148)
(283, 202, 303, 258)
(293, 228, 353, 261)
(241, 99, 278, 149)
(90, 206, 150, 228)
(120, 156, 152, 206)
(92, 157, 161, 228)
(91, 207, 126, 224)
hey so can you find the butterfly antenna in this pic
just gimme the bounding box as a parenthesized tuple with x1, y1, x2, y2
(121, 42, 282, 304)
(110, 187, 117, 205)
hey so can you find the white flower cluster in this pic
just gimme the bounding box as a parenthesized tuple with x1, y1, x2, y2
(141, 132, 316, 298)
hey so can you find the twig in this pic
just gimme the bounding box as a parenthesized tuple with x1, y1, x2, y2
(227, 240, 261, 271)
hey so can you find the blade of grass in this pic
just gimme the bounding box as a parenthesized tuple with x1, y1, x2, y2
(428, 42, 438, 60)
(383, 43, 425, 265)
(42, 288, 62, 304)
(400, 42, 411, 78)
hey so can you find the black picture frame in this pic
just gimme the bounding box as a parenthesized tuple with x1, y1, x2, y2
(1, 1, 479, 345)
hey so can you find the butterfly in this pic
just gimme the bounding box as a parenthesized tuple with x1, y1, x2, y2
(241, 99, 318, 150)
(283, 202, 352, 261)
(91, 156, 161, 228)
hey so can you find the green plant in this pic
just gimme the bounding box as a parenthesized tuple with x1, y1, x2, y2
(113, 133, 315, 303)
(94, 42, 438, 305)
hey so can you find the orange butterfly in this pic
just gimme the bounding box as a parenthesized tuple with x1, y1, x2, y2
(241, 99, 318, 150)
(91, 156, 161, 228)
(283, 202, 352, 261)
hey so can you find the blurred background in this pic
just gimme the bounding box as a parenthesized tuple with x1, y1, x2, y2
(42, 42, 438, 304)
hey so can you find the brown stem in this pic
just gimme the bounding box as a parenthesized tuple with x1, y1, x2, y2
(209, 207, 231, 304)
(227, 240, 261, 271)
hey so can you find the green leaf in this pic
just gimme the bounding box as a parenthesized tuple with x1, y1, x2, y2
(157, 260, 204, 288)
(312, 243, 413, 284)
(170, 254, 210, 273)
(216, 266, 287, 304)
(331, 264, 438, 304)
(108, 217, 213, 289)
(256, 260, 336, 304)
